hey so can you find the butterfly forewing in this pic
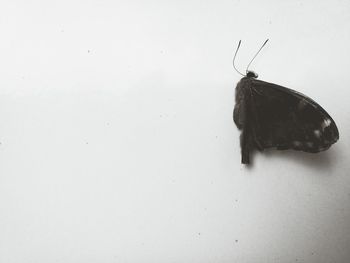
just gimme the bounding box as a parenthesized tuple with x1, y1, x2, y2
(234, 77, 339, 164)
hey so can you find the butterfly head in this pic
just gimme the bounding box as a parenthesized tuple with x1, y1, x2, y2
(246, 71, 258, 78)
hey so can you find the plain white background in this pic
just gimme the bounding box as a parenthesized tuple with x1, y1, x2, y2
(0, 0, 349, 262)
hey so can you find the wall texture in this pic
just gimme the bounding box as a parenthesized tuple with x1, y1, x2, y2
(0, 0, 349, 262)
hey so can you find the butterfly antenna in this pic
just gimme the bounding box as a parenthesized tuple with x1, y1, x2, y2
(246, 39, 269, 74)
(233, 40, 245, 76)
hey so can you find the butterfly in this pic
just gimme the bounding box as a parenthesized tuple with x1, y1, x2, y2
(233, 40, 339, 164)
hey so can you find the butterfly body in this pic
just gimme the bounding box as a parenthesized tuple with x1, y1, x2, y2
(234, 72, 339, 164)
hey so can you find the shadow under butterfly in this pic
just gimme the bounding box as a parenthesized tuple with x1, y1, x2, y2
(233, 39, 339, 165)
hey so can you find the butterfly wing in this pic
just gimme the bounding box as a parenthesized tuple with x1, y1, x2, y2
(233, 77, 339, 164)
(249, 78, 339, 153)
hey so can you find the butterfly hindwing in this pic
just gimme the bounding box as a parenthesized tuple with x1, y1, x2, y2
(234, 77, 339, 164)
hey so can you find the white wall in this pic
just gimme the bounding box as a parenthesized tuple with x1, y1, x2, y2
(0, 0, 349, 262)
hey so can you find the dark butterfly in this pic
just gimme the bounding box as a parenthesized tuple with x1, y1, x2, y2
(233, 40, 339, 164)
